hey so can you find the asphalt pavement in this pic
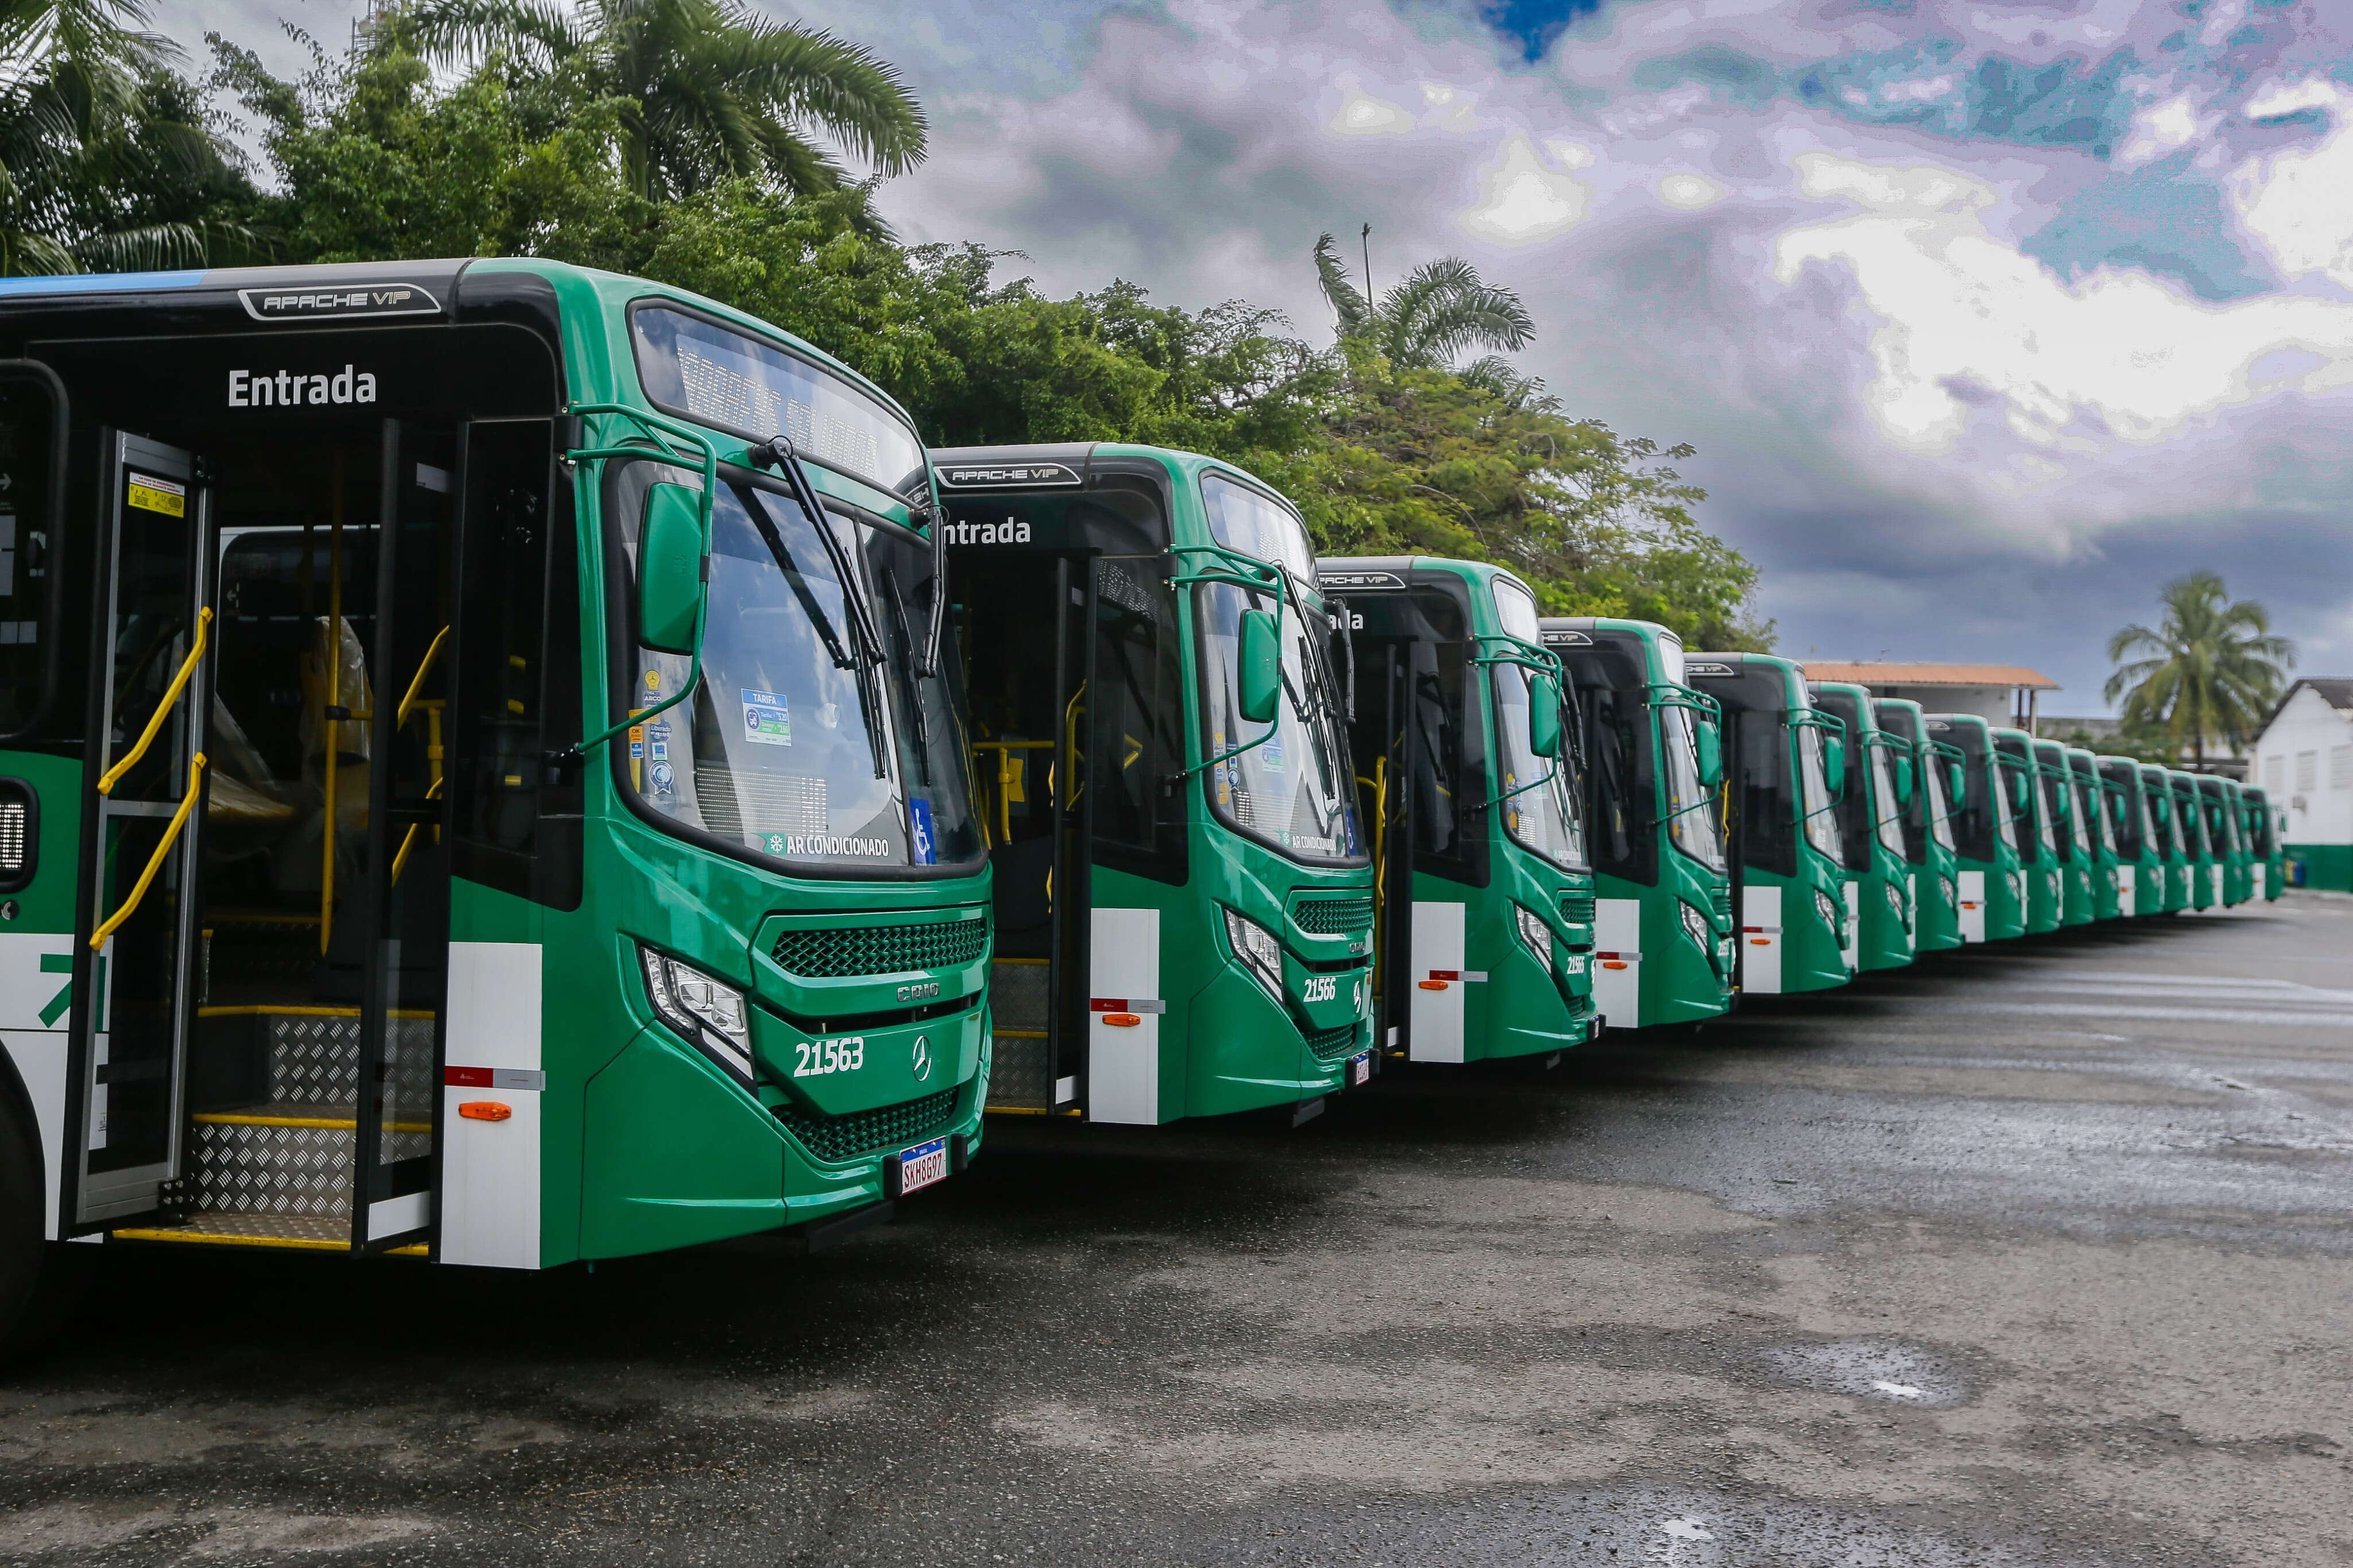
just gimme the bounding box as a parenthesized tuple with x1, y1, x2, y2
(2, 895, 2348, 1566)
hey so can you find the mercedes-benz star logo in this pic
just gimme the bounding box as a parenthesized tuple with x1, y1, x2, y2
(910, 1036, 932, 1082)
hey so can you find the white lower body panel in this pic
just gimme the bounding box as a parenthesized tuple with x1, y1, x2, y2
(1088, 907, 1161, 1124)
(1741, 885, 1782, 995)
(1958, 870, 1985, 942)
(439, 941, 543, 1268)
(1594, 898, 1642, 1030)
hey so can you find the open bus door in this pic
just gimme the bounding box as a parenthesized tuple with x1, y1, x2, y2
(958, 548, 1101, 1117)
(70, 420, 456, 1252)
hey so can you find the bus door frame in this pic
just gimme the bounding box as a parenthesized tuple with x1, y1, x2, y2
(70, 431, 213, 1226)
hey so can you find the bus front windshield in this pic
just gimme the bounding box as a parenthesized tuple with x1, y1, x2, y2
(1924, 750, 1957, 853)
(1492, 662, 1584, 870)
(1869, 742, 1907, 859)
(1661, 702, 1726, 874)
(1196, 581, 1360, 864)
(1797, 721, 1842, 863)
(2074, 777, 2108, 856)
(614, 462, 981, 873)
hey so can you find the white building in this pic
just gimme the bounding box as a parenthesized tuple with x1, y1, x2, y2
(2252, 678, 2353, 891)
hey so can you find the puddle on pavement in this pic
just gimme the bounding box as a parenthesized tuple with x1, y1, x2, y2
(1225, 1484, 2096, 1566)
(1760, 1338, 1970, 1408)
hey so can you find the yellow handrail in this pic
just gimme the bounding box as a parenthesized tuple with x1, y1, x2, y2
(91, 753, 206, 950)
(395, 625, 450, 729)
(97, 608, 212, 797)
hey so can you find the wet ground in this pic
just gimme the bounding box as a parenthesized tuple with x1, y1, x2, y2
(3, 895, 2350, 1566)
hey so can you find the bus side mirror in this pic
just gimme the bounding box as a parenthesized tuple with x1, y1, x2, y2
(1892, 751, 1914, 807)
(1529, 677, 1562, 759)
(637, 483, 707, 656)
(1948, 763, 1965, 806)
(1238, 608, 1281, 725)
(1824, 734, 1846, 797)
(1695, 718, 1723, 790)
(2011, 770, 2030, 811)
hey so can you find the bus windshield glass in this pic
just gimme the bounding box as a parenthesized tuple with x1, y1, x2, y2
(1661, 701, 1726, 873)
(632, 305, 927, 495)
(1924, 749, 1956, 852)
(1492, 661, 1584, 870)
(1870, 743, 1906, 858)
(2074, 777, 2107, 855)
(613, 462, 981, 872)
(2146, 778, 2174, 856)
(1491, 576, 1542, 644)
(1797, 722, 1842, 862)
(1197, 580, 1361, 864)
(1202, 473, 1315, 581)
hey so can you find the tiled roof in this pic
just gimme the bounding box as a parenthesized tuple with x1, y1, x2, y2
(1806, 662, 2059, 690)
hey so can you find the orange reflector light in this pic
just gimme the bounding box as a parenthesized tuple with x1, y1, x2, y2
(1750, 938, 1771, 946)
(1103, 1013, 1141, 1028)
(1601, 960, 1629, 971)
(1417, 979, 1447, 991)
(459, 1101, 512, 1122)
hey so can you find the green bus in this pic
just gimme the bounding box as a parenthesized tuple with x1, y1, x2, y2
(2096, 755, 2158, 917)
(1930, 714, 2026, 943)
(2031, 739, 2094, 927)
(1539, 619, 1732, 1029)
(1322, 557, 1595, 1062)
(1808, 683, 1914, 972)
(2140, 762, 2191, 913)
(2244, 785, 2283, 901)
(2063, 746, 2119, 922)
(1687, 652, 1850, 995)
(935, 445, 1375, 1122)
(2170, 770, 2218, 910)
(0, 261, 997, 1345)
(2198, 775, 2248, 907)
(1874, 698, 1965, 953)
(1994, 728, 2061, 933)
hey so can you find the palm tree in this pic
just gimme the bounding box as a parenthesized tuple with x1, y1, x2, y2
(0, 0, 249, 273)
(2104, 571, 2294, 767)
(408, 0, 926, 205)
(1312, 231, 1534, 369)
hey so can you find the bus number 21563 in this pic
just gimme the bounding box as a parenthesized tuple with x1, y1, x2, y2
(796, 1037, 865, 1077)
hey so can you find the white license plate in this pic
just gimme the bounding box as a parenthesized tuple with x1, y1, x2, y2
(1349, 1052, 1371, 1087)
(896, 1137, 949, 1196)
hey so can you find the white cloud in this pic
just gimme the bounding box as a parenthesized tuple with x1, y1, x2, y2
(2116, 94, 2208, 168)
(1658, 173, 1726, 210)
(1546, 139, 1597, 171)
(1332, 83, 1414, 136)
(1775, 150, 2353, 458)
(2229, 84, 2353, 289)
(1460, 136, 1589, 244)
(2246, 78, 2339, 120)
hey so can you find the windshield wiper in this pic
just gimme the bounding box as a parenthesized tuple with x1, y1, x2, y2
(749, 438, 891, 779)
(737, 482, 859, 672)
(884, 569, 934, 785)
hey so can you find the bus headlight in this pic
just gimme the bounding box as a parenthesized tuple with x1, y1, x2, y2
(1514, 905, 1555, 975)
(1884, 880, 1908, 925)
(1814, 887, 1840, 936)
(1938, 874, 1956, 909)
(641, 945, 755, 1083)
(1679, 899, 1714, 955)
(1223, 909, 1285, 1001)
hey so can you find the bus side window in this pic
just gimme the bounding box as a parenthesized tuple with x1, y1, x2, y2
(450, 419, 582, 908)
(0, 370, 60, 739)
(1090, 558, 1185, 884)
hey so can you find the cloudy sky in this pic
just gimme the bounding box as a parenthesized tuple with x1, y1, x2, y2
(181, 0, 2353, 713)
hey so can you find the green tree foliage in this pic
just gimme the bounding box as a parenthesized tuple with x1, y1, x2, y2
(2104, 571, 2293, 766)
(407, 0, 925, 207)
(35, 3, 1768, 646)
(0, 0, 254, 272)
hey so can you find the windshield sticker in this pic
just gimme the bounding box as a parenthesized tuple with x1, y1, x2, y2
(742, 689, 792, 747)
(126, 474, 184, 516)
(908, 798, 938, 866)
(761, 832, 892, 859)
(1260, 729, 1287, 772)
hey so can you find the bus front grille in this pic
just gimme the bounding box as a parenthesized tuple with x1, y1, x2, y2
(1294, 897, 1374, 936)
(1305, 1022, 1363, 1063)
(1559, 891, 1596, 927)
(772, 1085, 962, 1165)
(1711, 889, 1734, 929)
(770, 917, 989, 979)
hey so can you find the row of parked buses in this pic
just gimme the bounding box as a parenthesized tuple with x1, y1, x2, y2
(0, 262, 2289, 1351)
